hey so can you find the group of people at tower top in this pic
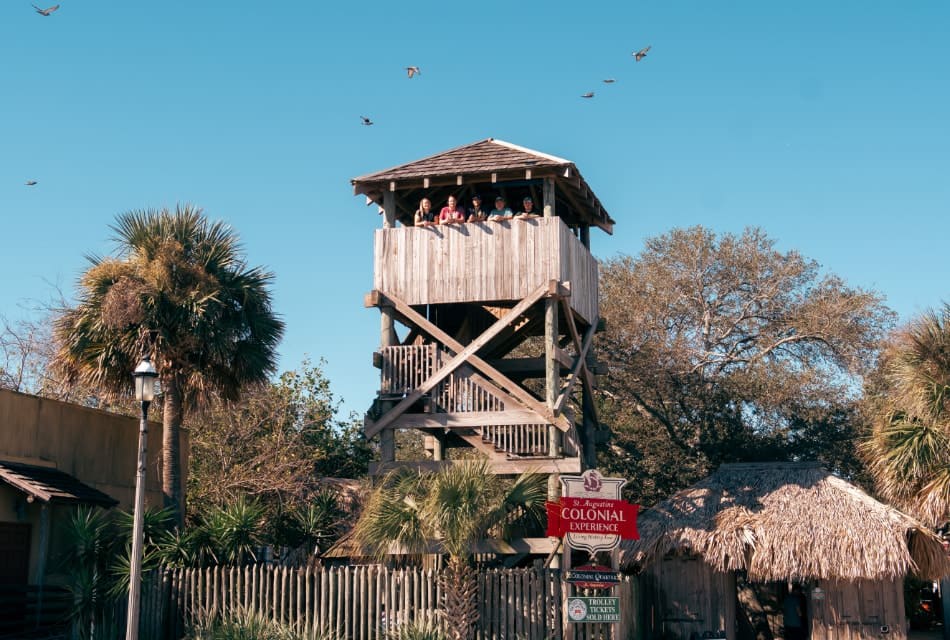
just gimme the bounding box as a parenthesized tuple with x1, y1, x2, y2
(414, 193, 540, 227)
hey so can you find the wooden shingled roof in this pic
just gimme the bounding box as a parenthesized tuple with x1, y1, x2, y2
(0, 460, 118, 508)
(351, 138, 615, 233)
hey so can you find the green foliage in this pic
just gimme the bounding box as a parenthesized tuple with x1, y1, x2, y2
(386, 619, 448, 640)
(188, 358, 371, 543)
(354, 460, 546, 562)
(863, 304, 950, 526)
(186, 607, 335, 640)
(598, 226, 893, 504)
(59, 505, 172, 633)
(53, 205, 285, 525)
(353, 461, 546, 640)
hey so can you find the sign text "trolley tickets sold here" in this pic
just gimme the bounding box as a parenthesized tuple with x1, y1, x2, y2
(546, 497, 639, 539)
(566, 597, 621, 623)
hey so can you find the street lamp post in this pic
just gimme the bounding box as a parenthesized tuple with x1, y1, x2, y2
(127, 355, 158, 640)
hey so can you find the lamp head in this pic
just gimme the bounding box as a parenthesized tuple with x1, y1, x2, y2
(132, 355, 159, 402)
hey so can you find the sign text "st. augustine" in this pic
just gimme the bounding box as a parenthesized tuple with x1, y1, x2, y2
(546, 497, 639, 539)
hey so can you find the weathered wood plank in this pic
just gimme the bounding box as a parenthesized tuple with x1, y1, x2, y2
(373, 217, 598, 324)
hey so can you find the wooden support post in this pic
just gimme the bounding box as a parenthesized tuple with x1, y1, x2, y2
(380, 299, 398, 462)
(579, 224, 590, 249)
(378, 190, 398, 455)
(545, 296, 560, 458)
(383, 190, 396, 229)
(543, 177, 556, 218)
(582, 383, 597, 470)
(547, 474, 560, 570)
(36, 503, 49, 627)
(431, 432, 444, 461)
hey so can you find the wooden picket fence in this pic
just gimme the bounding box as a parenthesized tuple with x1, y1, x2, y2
(114, 564, 637, 640)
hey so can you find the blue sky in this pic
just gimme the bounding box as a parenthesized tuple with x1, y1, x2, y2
(2, 1, 948, 416)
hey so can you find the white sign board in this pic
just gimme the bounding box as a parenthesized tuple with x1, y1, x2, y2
(560, 469, 627, 554)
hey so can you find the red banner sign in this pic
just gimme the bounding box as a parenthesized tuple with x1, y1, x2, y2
(546, 497, 639, 539)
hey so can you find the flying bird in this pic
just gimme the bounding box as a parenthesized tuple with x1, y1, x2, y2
(25, 180, 37, 186)
(580, 92, 595, 99)
(602, 78, 616, 84)
(406, 66, 421, 79)
(32, 4, 59, 16)
(360, 116, 374, 126)
(633, 45, 651, 62)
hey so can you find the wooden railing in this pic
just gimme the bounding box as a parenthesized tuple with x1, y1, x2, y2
(374, 216, 599, 325)
(380, 345, 506, 414)
(379, 345, 586, 459)
(481, 424, 549, 456)
(380, 344, 437, 396)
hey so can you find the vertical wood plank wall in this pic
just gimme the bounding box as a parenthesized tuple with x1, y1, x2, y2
(374, 217, 599, 325)
(809, 579, 906, 640)
(641, 556, 736, 640)
(120, 565, 639, 640)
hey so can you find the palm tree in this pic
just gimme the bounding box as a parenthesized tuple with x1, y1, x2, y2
(53, 205, 284, 527)
(863, 303, 950, 526)
(352, 461, 547, 640)
(862, 304, 950, 636)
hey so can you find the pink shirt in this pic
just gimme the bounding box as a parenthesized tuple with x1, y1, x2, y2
(439, 206, 465, 223)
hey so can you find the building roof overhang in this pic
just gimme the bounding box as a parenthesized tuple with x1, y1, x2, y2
(0, 460, 119, 508)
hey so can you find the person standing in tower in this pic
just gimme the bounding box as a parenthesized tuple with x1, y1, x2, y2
(439, 195, 465, 224)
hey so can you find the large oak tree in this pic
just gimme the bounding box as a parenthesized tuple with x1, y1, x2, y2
(597, 226, 892, 504)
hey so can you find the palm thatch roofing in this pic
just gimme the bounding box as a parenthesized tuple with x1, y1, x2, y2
(618, 462, 950, 582)
(351, 138, 614, 233)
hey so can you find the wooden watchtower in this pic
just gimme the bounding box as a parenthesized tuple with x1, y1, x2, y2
(353, 139, 613, 476)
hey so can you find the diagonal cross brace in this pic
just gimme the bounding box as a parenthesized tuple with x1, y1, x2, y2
(553, 315, 597, 416)
(366, 283, 565, 438)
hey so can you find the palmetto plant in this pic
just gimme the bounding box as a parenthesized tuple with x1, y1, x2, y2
(154, 498, 267, 567)
(53, 205, 284, 527)
(353, 461, 546, 640)
(864, 304, 950, 526)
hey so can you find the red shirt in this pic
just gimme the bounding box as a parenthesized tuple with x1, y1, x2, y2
(439, 206, 465, 223)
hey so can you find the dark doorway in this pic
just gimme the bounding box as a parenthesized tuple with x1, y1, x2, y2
(0, 522, 32, 633)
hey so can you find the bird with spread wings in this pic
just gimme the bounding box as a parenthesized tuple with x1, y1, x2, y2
(633, 45, 651, 61)
(33, 4, 60, 16)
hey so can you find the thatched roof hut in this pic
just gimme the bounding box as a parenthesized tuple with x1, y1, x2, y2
(618, 462, 950, 640)
(619, 461, 949, 581)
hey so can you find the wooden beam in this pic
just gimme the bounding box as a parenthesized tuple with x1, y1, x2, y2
(553, 322, 597, 416)
(473, 537, 558, 555)
(369, 410, 550, 431)
(543, 177, 556, 218)
(561, 300, 596, 393)
(489, 355, 571, 378)
(367, 289, 572, 434)
(366, 283, 552, 438)
(546, 295, 560, 457)
(369, 457, 583, 476)
(382, 190, 396, 229)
